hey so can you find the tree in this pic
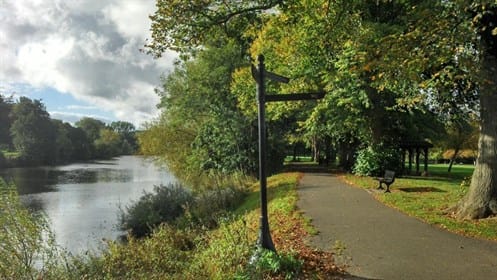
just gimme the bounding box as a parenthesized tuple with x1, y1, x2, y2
(454, 2, 497, 219)
(94, 128, 121, 159)
(141, 39, 261, 185)
(9, 97, 56, 164)
(441, 118, 478, 172)
(75, 117, 106, 158)
(75, 117, 106, 143)
(67, 125, 92, 160)
(147, 0, 283, 56)
(110, 121, 137, 154)
(51, 119, 75, 163)
(0, 94, 14, 149)
(146, 0, 497, 220)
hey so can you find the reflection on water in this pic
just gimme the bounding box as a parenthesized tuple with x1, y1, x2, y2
(0, 156, 175, 255)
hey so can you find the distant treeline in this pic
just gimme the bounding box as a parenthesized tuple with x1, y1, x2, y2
(0, 94, 138, 167)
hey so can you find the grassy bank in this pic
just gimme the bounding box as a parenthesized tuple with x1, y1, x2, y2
(343, 164, 497, 241)
(89, 172, 345, 279)
(1, 173, 345, 279)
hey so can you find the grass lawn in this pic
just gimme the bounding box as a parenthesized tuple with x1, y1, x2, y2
(344, 164, 497, 242)
(1, 150, 20, 159)
(284, 155, 314, 163)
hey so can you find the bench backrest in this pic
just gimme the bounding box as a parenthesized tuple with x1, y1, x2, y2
(384, 170, 395, 181)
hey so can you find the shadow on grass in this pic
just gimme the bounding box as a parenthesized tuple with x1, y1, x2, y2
(398, 187, 446, 193)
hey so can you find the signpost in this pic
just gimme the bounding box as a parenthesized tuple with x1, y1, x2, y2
(252, 54, 325, 252)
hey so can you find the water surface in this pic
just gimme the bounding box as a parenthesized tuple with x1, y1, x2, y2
(0, 156, 175, 255)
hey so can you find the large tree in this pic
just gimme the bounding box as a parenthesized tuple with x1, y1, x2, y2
(380, 0, 497, 219)
(147, 0, 497, 219)
(110, 121, 138, 154)
(9, 97, 56, 164)
(0, 94, 14, 149)
(140, 38, 260, 185)
(453, 2, 497, 219)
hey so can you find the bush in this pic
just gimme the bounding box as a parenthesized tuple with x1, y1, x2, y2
(120, 173, 250, 236)
(238, 249, 303, 279)
(353, 144, 401, 176)
(188, 186, 247, 228)
(119, 183, 194, 237)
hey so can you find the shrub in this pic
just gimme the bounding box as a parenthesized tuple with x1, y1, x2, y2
(119, 183, 194, 237)
(120, 174, 249, 235)
(187, 186, 247, 228)
(353, 144, 401, 176)
(239, 249, 303, 279)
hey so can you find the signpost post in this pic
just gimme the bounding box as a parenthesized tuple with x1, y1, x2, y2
(251, 54, 324, 252)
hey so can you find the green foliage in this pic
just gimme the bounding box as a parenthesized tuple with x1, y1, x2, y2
(353, 144, 402, 176)
(120, 175, 249, 237)
(0, 94, 14, 148)
(187, 186, 247, 227)
(188, 216, 253, 279)
(94, 128, 122, 159)
(110, 121, 138, 154)
(119, 183, 194, 237)
(1, 95, 134, 165)
(147, 0, 281, 55)
(10, 97, 57, 164)
(240, 249, 303, 280)
(75, 117, 106, 143)
(140, 40, 267, 184)
(0, 179, 62, 279)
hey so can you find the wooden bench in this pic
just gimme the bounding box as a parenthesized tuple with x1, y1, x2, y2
(375, 170, 395, 193)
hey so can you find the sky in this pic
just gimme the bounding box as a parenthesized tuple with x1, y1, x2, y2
(0, 0, 177, 128)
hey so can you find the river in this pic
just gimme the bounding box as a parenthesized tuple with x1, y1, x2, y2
(0, 156, 175, 255)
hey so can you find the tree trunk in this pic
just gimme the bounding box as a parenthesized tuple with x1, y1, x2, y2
(455, 54, 497, 220)
(448, 147, 460, 173)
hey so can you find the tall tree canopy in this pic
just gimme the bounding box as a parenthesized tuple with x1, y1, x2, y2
(0, 94, 14, 149)
(147, 0, 497, 219)
(10, 97, 56, 164)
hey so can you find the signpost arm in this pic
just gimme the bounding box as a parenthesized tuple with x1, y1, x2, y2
(256, 54, 276, 252)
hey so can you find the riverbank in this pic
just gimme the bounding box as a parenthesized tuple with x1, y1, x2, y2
(1, 170, 347, 279)
(0, 156, 174, 255)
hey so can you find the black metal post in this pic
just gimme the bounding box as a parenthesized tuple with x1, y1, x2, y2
(256, 54, 276, 252)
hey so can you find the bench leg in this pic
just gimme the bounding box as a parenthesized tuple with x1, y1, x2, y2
(377, 181, 384, 190)
(385, 183, 391, 193)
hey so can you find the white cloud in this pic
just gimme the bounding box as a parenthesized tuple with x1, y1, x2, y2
(103, 0, 156, 40)
(50, 111, 113, 125)
(66, 105, 99, 110)
(0, 0, 177, 127)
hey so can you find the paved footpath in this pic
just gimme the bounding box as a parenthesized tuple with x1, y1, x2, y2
(297, 172, 497, 280)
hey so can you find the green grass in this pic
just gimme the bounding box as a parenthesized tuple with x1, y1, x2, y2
(1, 150, 20, 159)
(344, 164, 497, 241)
(284, 155, 314, 163)
(427, 163, 474, 180)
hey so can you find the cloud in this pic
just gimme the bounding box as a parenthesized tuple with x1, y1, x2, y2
(50, 111, 113, 125)
(0, 0, 177, 126)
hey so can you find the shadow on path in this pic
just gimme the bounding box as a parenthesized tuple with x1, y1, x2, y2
(297, 172, 497, 280)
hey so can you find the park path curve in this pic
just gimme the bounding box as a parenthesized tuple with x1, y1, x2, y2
(297, 172, 497, 280)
